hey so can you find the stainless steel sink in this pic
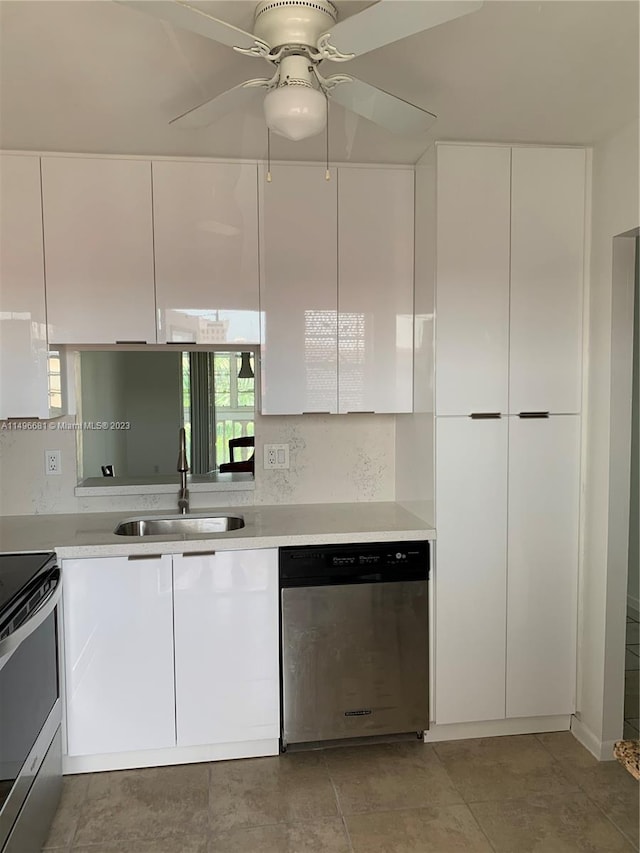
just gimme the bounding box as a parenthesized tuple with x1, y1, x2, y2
(114, 514, 245, 537)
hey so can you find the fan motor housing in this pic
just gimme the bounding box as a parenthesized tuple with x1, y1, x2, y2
(253, 0, 338, 49)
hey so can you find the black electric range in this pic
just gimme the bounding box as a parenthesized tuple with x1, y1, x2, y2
(0, 552, 59, 641)
(0, 551, 62, 853)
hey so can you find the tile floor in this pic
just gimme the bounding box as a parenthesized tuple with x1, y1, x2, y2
(625, 609, 640, 740)
(43, 731, 639, 853)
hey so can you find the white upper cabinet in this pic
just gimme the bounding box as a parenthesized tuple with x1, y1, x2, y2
(153, 161, 260, 344)
(0, 155, 49, 419)
(435, 145, 511, 416)
(62, 555, 175, 756)
(509, 148, 585, 414)
(41, 157, 156, 344)
(435, 144, 585, 417)
(338, 168, 414, 413)
(259, 164, 338, 414)
(258, 164, 415, 415)
(173, 550, 279, 748)
(434, 415, 508, 724)
(506, 415, 581, 717)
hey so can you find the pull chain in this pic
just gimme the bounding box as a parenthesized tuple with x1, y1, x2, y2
(325, 95, 330, 181)
(267, 128, 272, 182)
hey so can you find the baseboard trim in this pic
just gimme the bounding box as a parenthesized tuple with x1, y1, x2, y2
(63, 738, 280, 774)
(423, 715, 571, 743)
(62, 720, 620, 771)
(570, 716, 617, 761)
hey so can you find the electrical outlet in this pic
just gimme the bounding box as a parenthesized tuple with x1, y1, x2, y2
(45, 449, 61, 476)
(263, 443, 289, 470)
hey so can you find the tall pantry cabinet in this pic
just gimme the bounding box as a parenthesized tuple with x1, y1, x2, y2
(434, 143, 585, 726)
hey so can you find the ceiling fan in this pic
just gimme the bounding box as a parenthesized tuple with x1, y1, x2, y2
(118, 0, 483, 142)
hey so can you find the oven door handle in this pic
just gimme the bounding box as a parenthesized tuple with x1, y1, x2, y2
(0, 575, 61, 671)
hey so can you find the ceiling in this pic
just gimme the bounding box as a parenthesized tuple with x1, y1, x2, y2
(0, 0, 638, 164)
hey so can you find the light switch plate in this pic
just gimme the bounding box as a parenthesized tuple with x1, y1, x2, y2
(264, 443, 289, 470)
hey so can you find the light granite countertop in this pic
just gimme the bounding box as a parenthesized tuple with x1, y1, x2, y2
(0, 502, 435, 559)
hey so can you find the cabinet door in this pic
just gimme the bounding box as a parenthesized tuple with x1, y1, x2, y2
(0, 155, 49, 419)
(510, 148, 585, 414)
(62, 556, 175, 755)
(153, 161, 260, 344)
(42, 157, 156, 344)
(337, 167, 414, 413)
(258, 165, 337, 414)
(435, 416, 508, 723)
(173, 549, 279, 747)
(435, 145, 511, 416)
(506, 415, 580, 717)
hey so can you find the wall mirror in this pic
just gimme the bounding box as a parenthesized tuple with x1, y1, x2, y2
(76, 349, 256, 484)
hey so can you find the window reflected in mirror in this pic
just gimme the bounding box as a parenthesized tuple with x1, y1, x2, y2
(182, 351, 255, 473)
(77, 350, 255, 483)
(47, 350, 64, 417)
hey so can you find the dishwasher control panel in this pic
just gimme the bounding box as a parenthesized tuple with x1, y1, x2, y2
(279, 541, 429, 587)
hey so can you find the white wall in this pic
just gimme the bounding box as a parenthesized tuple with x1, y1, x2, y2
(575, 119, 639, 759)
(395, 146, 435, 520)
(0, 412, 396, 516)
(628, 241, 639, 613)
(78, 351, 182, 478)
(80, 350, 128, 478)
(121, 351, 182, 477)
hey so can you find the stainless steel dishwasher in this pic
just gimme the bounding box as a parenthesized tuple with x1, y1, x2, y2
(279, 541, 429, 749)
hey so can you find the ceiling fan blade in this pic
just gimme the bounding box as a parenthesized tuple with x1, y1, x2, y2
(116, 1, 264, 51)
(327, 0, 483, 57)
(170, 81, 264, 128)
(329, 77, 436, 136)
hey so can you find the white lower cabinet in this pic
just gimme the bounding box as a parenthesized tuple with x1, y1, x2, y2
(62, 556, 175, 756)
(173, 550, 279, 747)
(62, 549, 279, 763)
(506, 416, 580, 717)
(434, 414, 580, 726)
(434, 416, 508, 724)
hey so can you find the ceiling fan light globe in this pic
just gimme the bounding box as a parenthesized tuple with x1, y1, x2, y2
(263, 86, 326, 141)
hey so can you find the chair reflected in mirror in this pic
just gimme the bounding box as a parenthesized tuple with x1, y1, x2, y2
(219, 436, 255, 474)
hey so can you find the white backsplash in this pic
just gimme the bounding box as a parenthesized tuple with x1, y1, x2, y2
(254, 414, 395, 506)
(0, 413, 396, 516)
(0, 419, 79, 516)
